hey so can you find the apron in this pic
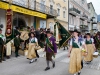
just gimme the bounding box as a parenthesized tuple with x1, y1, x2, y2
(84, 39, 94, 61)
(27, 38, 36, 59)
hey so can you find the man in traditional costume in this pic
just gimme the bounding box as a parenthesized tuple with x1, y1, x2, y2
(44, 31, 57, 71)
(0, 29, 5, 62)
(6, 40, 13, 59)
(68, 29, 87, 75)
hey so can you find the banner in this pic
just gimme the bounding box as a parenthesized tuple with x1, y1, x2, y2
(6, 9, 13, 44)
(54, 21, 71, 48)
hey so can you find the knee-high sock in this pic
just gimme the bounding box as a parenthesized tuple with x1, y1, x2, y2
(51, 59, 54, 64)
(47, 60, 49, 67)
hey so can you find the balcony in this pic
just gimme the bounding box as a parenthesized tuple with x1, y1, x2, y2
(35, 1, 57, 18)
(80, 13, 88, 20)
(87, 18, 91, 23)
(80, 25, 88, 31)
(69, 7, 81, 16)
(1, 0, 57, 18)
(92, 20, 97, 24)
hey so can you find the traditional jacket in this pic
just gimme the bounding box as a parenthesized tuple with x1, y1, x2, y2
(14, 37, 20, 47)
(45, 36, 57, 53)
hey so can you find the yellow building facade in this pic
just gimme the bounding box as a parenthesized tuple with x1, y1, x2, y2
(0, 0, 68, 35)
(36, 0, 68, 31)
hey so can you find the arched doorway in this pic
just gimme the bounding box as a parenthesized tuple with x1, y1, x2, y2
(13, 18, 26, 30)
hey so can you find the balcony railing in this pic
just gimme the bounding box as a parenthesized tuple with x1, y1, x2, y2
(82, 14, 88, 19)
(92, 20, 97, 24)
(69, 7, 81, 14)
(80, 25, 88, 30)
(35, 1, 57, 17)
(1, 0, 57, 17)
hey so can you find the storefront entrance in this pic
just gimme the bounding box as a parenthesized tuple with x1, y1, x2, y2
(13, 18, 26, 29)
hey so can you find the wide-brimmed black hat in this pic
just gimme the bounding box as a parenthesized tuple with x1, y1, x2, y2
(0, 29, 2, 31)
(73, 29, 80, 33)
(46, 31, 52, 34)
(86, 33, 91, 36)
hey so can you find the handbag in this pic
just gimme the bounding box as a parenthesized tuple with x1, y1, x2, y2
(76, 41, 87, 56)
(35, 46, 41, 50)
(93, 51, 99, 58)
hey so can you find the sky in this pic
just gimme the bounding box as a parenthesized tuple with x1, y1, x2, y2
(87, 0, 100, 15)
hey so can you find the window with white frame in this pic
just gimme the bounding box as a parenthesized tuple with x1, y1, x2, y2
(70, 15, 74, 25)
(57, 8, 60, 16)
(69, 15, 71, 24)
(63, 11, 66, 18)
(57, 3, 61, 16)
(63, 7, 66, 18)
(40, 0, 46, 13)
(72, 16, 74, 25)
(82, 0, 85, 4)
(80, 20, 84, 25)
(63, 0, 66, 2)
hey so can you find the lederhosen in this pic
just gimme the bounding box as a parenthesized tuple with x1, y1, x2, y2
(46, 38, 54, 61)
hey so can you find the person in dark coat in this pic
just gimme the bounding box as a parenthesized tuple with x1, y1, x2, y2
(44, 31, 57, 71)
(0, 29, 5, 62)
(14, 33, 20, 57)
(35, 28, 41, 44)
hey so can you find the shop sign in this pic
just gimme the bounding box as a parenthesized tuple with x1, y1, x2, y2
(0, 1, 47, 19)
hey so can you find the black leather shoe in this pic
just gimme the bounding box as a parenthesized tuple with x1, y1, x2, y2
(45, 67, 50, 71)
(78, 72, 81, 75)
(6, 56, 10, 59)
(35, 59, 37, 62)
(0, 60, 2, 63)
(53, 62, 55, 68)
(3, 58, 6, 61)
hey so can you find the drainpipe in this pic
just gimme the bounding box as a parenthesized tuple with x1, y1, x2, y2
(34, 0, 36, 29)
(68, 0, 69, 31)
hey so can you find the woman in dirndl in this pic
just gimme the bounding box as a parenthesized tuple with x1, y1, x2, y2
(84, 33, 96, 64)
(68, 29, 87, 75)
(27, 32, 38, 63)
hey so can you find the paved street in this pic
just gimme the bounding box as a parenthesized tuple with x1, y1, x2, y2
(0, 48, 100, 75)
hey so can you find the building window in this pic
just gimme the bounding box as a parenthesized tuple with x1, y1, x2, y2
(63, 0, 66, 2)
(82, 0, 85, 4)
(40, 0, 45, 13)
(70, 15, 74, 25)
(80, 20, 84, 25)
(63, 11, 66, 18)
(50, 5, 53, 15)
(57, 8, 60, 16)
(72, 16, 74, 25)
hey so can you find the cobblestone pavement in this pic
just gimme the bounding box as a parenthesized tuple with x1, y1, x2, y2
(0, 48, 100, 75)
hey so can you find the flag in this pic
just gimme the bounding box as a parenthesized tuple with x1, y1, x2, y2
(5, 9, 14, 44)
(54, 21, 71, 48)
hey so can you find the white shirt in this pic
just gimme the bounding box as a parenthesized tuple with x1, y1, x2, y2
(70, 38, 85, 46)
(84, 38, 94, 43)
(29, 37, 38, 43)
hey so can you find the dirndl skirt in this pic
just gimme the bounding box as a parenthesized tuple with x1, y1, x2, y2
(69, 48, 82, 74)
(84, 44, 94, 61)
